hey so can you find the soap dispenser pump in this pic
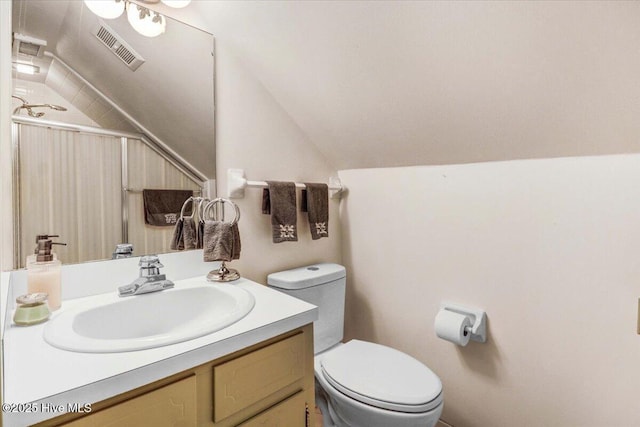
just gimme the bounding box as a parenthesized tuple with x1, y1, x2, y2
(26, 234, 66, 310)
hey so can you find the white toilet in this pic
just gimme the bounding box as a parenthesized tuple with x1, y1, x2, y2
(267, 263, 443, 427)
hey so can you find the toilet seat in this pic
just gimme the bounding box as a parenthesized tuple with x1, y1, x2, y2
(319, 340, 443, 413)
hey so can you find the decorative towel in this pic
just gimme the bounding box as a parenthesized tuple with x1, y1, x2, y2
(170, 217, 184, 250)
(142, 189, 192, 226)
(302, 183, 329, 239)
(182, 217, 197, 250)
(262, 181, 298, 243)
(203, 221, 241, 262)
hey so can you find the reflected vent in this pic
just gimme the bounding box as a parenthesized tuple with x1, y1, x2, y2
(94, 22, 145, 71)
(13, 33, 47, 58)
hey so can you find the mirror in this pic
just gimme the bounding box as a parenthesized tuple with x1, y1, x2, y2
(11, 0, 215, 268)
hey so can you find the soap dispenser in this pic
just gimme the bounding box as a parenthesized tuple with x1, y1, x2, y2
(26, 234, 66, 311)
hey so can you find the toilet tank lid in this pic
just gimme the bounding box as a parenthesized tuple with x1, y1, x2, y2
(267, 263, 346, 289)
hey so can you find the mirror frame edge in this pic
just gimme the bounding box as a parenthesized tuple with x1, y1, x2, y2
(1, 0, 14, 271)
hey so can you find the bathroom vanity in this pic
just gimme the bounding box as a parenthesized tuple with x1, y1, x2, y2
(0, 251, 318, 426)
(38, 324, 313, 426)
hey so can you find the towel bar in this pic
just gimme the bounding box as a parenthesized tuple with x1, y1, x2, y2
(227, 169, 344, 199)
(125, 187, 202, 195)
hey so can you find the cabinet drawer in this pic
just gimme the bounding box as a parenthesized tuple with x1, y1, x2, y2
(213, 333, 305, 422)
(62, 375, 197, 427)
(238, 392, 306, 427)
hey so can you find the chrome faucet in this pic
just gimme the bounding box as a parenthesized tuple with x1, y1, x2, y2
(118, 255, 174, 297)
(112, 243, 134, 259)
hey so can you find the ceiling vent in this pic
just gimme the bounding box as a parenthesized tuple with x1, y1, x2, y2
(94, 21, 145, 71)
(13, 33, 47, 58)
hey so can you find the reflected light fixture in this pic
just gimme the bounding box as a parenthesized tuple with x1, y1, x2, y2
(160, 0, 191, 8)
(12, 62, 40, 75)
(127, 3, 166, 37)
(83, 0, 190, 38)
(84, 0, 125, 20)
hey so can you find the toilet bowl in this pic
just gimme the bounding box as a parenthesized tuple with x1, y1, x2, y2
(315, 340, 443, 427)
(267, 264, 444, 427)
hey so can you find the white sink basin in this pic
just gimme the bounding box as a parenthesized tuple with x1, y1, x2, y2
(43, 281, 255, 353)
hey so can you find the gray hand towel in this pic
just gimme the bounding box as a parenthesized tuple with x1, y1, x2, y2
(302, 183, 329, 239)
(142, 189, 193, 226)
(170, 218, 185, 250)
(262, 181, 298, 243)
(182, 217, 197, 250)
(203, 220, 241, 262)
(231, 223, 241, 259)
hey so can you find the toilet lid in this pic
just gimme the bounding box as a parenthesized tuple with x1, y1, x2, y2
(320, 340, 443, 413)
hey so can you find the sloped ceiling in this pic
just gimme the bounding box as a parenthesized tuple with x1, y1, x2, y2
(174, 1, 640, 171)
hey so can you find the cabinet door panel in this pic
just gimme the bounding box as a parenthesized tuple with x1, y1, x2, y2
(237, 392, 306, 427)
(213, 333, 305, 422)
(62, 376, 196, 427)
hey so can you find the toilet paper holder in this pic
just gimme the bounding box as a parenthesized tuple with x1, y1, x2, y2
(440, 302, 487, 343)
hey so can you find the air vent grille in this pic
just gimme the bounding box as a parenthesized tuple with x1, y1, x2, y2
(115, 45, 136, 65)
(96, 27, 118, 49)
(94, 22, 145, 71)
(13, 33, 47, 58)
(18, 41, 43, 56)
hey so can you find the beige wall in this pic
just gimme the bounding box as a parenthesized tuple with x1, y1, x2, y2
(213, 46, 342, 283)
(339, 155, 640, 427)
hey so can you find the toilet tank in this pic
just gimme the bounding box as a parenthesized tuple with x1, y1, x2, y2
(267, 263, 346, 354)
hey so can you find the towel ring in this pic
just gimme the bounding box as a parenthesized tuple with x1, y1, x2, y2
(202, 198, 241, 226)
(179, 197, 195, 219)
(202, 198, 242, 283)
(197, 197, 210, 220)
(180, 196, 210, 220)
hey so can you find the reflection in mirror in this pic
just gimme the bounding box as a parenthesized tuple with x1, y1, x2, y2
(11, 0, 215, 268)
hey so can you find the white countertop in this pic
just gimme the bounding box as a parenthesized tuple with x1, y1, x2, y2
(1, 272, 317, 426)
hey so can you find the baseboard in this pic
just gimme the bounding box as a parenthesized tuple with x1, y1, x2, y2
(437, 420, 454, 427)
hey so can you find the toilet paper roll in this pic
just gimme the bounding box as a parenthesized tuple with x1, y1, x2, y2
(435, 309, 472, 346)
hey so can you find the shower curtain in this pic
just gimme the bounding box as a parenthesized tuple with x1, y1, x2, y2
(16, 124, 201, 267)
(17, 125, 122, 266)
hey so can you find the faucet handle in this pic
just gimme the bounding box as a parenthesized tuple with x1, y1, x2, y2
(139, 255, 163, 269)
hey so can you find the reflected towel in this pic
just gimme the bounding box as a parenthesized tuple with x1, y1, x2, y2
(262, 181, 298, 243)
(142, 189, 192, 226)
(197, 219, 205, 249)
(182, 217, 197, 250)
(203, 221, 241, 262)
(302, 183, 329, 239)
(170, 218, 185, 250)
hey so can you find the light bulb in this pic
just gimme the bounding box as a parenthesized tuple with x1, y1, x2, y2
(83, 0, 125, 19)
(127, 4, 166, 38)
(161, 0, 191, 8)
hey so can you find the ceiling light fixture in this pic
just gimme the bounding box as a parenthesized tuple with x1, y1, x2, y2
(12, 62, 40, 75)
(83, 0, 189, 38)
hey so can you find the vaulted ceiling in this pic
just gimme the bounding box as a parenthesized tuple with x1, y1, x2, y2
(14, 1, 639, 174)
(173, 0, 640, 171)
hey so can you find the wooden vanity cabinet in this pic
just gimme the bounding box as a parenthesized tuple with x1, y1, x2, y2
(36, 324, 315, 427)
